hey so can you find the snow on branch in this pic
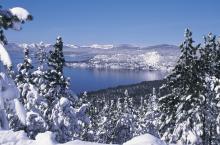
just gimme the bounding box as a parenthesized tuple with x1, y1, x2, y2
(0, 43, 12, 68)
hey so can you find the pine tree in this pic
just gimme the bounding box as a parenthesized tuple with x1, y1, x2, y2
(199, 33, 216, 77)
(214, 38, 220, 78)
(15, 46, 34, 104)
(43, 37, 89, 142)
(158, 29, 203, 144)
(158, 30, 220, 145)
(96, 99, 118, 144)
(0, 5, 32, 131)
(35, 42, 47, 69)
(44, 36, 70, 103)
(197, 33, 220, 145)
(14, 46, 49, 138)
(145, 88, 159, 137)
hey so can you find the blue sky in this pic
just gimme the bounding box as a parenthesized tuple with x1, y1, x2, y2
(1, 0, 220, 46)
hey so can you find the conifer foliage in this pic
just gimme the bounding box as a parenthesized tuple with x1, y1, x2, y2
(158, 29, 220, 145)
(44, 37, 71, 103)
(16, 37, 90, 142)
(0, 5, 32, 131)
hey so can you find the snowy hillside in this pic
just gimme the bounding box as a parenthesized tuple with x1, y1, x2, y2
(5, 43, 180, 71)
(0, 130, 167, 145)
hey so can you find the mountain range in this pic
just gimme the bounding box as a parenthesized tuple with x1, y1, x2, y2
(5, 42, 180, 71)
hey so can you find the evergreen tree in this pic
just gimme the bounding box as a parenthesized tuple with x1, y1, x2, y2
(158, 29, 203, 144)
(51, 97, 89, 143)
(214, 38, 220, 78)
(96, 99, 118, 144)
(15, 46, 34, 104)
(15, 46, 49, 138)
(197, 33, 220, 145)
(35, 42, 47, 69)
(44, 36, 70, 103)
(0, 5, 32, 131)
(145, 88, 159, 137)
(44, 37, 89, 142)
(199, 33, 216, 77)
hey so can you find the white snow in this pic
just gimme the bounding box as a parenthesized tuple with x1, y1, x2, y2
(0, 130, 32, 145)
(9, 7, 30, 21)
(35, 131, 56, 145)
(0, 130, 113, 145)
(65, 44, 79, 49)
(14, 99, 27, 125)
(6, 43, 179, 71)
(84, 44, 114, 49)
(0, 130, 169, 145)
(0, 43, 12, 68)
(142, 51, 160, 66)
(176, 131, 200, 145)
(123, 134, 167, 145)
(9, 7, 32, 30)
(59, 97, 70, 107)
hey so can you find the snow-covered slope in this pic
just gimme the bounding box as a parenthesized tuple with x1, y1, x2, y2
(124, 134, 167, 145)
(0, 130, 167, 145)
(5, 43, 180, 71)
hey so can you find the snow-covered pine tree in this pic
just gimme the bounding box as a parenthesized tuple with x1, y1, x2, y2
(35, 42, 47, 69)
(135, 95, 147, 135)
(196, 33, 220, 145)
(44, 37, 89, 143)
(108, 92, 137, 144)
(15, 46, 49, 138)
(97, 99, 118, 144)
(0, 6, 32, 75)
(50, 97, 87, 142)
(144, 88, 159, 137)
(214, 38, 220, 78)
(0, 5, 32, 131)
(135, 88, 159, 138)
(158, 29, 203, 144)
(214, 78, 220, 144)
(15, 46, 34, 104)
(92, 92, 137, 144)
(199, 33, 216, 77)
(31, 44, 49, 120)
(44, 36, 69, 103)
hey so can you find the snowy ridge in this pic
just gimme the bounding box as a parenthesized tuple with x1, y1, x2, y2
(6, 43, 179, 71)
(0, 130, 167, 145)
(89, 44, 114, 49)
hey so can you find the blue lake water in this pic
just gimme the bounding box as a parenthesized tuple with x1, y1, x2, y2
(6, 49, 167, 94)
(64, 67, 167, 94)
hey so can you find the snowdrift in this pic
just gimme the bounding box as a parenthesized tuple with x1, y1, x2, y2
(0, 130, 167, 145)
(124, 134, 167, 145)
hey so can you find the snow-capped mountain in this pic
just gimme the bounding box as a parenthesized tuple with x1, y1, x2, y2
(5, 42, 180, 71)
(82, 44, 114, 49)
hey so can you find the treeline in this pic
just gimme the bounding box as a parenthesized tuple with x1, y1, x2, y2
(78, 87, 159, 144)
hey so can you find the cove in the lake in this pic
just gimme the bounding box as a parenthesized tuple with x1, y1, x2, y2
(64, 67, 167, 94)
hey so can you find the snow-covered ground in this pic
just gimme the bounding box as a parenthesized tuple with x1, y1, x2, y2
(0, 130, 167, 145)
(5, 43, 180, 71)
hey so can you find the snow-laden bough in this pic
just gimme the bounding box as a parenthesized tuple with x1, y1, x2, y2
(0, 43, 12, 68)
(9, 7, 33, 30)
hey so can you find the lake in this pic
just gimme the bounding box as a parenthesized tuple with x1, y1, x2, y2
(5, 46, 169, 94)
(64, 67, 167, 94)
